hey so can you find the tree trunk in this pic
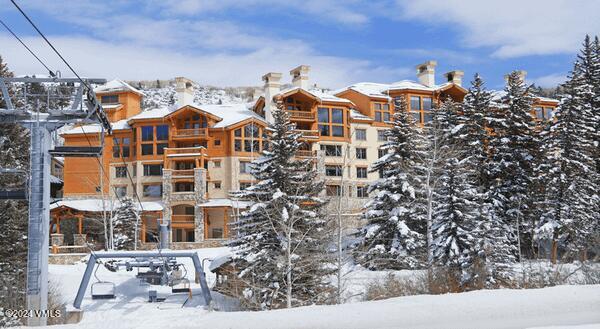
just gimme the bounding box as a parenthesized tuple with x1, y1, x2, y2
(286, 228, 292, 308)
(550, 239, 558, 264)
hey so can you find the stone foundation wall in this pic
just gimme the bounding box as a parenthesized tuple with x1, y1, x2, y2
(49, 253, 88, 265)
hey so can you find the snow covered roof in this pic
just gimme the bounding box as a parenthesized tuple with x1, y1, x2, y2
(200, 104, 266, 128)
(209, 254, 233, 272)
(94, 79, 143, 96)
(61, 119, 130, 135)
(490, 90, 559, 105)
(50, 199, 163, 212)
(199, 198, 252, 209)
(388, 80, 435, 91)
(336, 80, 466, 98)
(129, 106, 174, 120)
(50, 175, 63, 184)
(350, 109, 373, 121)
(278, 86, 353, 104)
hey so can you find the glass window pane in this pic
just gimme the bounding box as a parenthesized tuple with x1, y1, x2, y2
(141, 144, 153, 155)
(156, 125, 169, 140)
(355, 129, 366, 140)
(244, 140, 252, 152)
(319, 124, 330, 136)
(374, 103, 382, 110)
(375, 112, 382, 122)
(383, 112, 390, 122)
(544, 107, 553, 119)
(423, 113, 434, 123)
(122, 137, 130, 145)
(411, 112, 421, 123)
(156, 143, 168, 155)
(410, 96, 421, 111)
(234, 128, 242, 137)
(332, 126, 344, 137)
(423, 97, 433, 111)
(535, 107, 544, 119)
(318, 108, 329, 123)
(332, 109, 343, 124)
(143, 185, 162, 197)
(121, 146, 130, 158)
(383, 104, 390, 111)
(142, 126, 153, 141)
(245, 124, 259, 138)
(113, 146, 120, 158)
(234, 140, 242, 152)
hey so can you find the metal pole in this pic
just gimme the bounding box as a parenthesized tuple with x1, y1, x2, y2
(25, 122, 51, 326)
(73, 254, 97, 309)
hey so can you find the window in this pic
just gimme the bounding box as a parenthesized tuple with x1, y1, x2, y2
(143, 164, 162, 176)
(101, 95, 119, 104)
(377, 130, 387, 142)
(113, 138, 121, 158)
(356, 167, 368, 179)
(234, 123, 264, 153)
(326, 185, 342, 196)
(121, 138, 130, 158)
(214, 182, 222, 189)
(320, 144, 342, 157)
(174, 182, 194, 192)
(156, 143, 168, 155)
(156, 125, 169, 140)
(141, 126, 153, 141)
(143, 184, 162, 197)
(318, 107, 346, 137)
(356, 148, 367, 160)
(115, 166, 127, 178)
(357, 185, 369, 198)
(409, 96, 433, 124)
(114, 186, 127, 198)
(132, 165, 136, 177)
(355, 129, 367, 141)
(113, 138, 130, 158)
(239, 182, 252, 190)
(214, 139, 221, 146)
(240, 161, 252, 174)
(373, 102, 391, 123)
(213, 160, 221, 168)
(544, 107, 554, 119)
(325, 165, 343, 177)
(378, 148, 387, 158)
(141, 144, 153, 155)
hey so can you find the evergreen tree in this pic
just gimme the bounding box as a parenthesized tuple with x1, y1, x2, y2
(355, 96, 426, 270)
(536, 63, 599, 262)
(229, 102, 331, 309)
(111, 197, 139, 250)
(0, 55, 29, 327)
(430, 100, 480, 290)
(485, 71, 535, 285)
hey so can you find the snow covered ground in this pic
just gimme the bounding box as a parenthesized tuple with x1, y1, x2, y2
(42, 247, 600, 329)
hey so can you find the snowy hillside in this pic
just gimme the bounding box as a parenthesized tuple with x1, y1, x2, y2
(128, 79, 259, 110)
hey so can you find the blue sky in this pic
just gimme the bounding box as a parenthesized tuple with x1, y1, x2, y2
(1, 0, 599, 89)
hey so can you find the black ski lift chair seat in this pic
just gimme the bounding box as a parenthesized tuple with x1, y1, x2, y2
(49, 146, 102, 158)
(171, 278, 191, 294)
(91, 281, 116, 300)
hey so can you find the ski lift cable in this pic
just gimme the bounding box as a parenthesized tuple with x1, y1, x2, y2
(8, 1, 146, 218)
(0, 17, 55, 77)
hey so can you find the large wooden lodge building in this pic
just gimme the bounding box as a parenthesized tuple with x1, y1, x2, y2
(49, 61, 559, 250)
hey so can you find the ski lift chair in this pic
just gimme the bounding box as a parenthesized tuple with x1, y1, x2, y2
(91, 281, 116, 300)
(171, 278, 191, 294)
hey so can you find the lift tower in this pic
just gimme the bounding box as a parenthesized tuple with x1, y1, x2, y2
(0, 76, 111, 326)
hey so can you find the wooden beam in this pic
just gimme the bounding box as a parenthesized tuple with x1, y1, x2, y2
(56, 218, 60, 234)
(78, 215, 83, 234)
(223, 207, 228, 239)
(203, 208, 208, 240)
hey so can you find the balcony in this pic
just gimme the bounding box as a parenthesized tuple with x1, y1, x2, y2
(296, 150, 316, 158)
(296, 129, 319, 140)
(286, 110, 314, 121)
(164, 146, 207, 170)
(171, 169, 195, 178)
(172, 128, 208, 140)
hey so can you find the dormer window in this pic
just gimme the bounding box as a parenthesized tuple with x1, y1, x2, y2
(101, 95, 119, 104)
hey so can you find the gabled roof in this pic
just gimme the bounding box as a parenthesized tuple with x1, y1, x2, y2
(278, 86, 353, 105)
(350, 109, 373, 122)
(165, 104, 223, 122)
(490, 90, 559, 105)
(335, 82, 391, 100)
(335, 80, 468, 98)
(62, 119, 131, 135)
(94, 79, 144, 96)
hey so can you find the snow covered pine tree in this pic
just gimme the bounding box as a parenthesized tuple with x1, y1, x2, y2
(536, 47, 599, 263)
(355, 96, 426, 270)
(429, 99, 481, 292)
(111, 197, 140, 250)
(229, 99, 331, 310)
(0, 55, 29, 327)
(484, 71, 536, 286)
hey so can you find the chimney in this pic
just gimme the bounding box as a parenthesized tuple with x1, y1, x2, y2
(262, 72, 282, 123)
(290, 65, 310, 90)
(443, 70, 464, 87)
(175, 77, 194, 107)
(416, 60, 437, 88)
(504, 70, 527, 83)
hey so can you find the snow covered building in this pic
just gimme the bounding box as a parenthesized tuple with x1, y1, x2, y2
(51, 62, 558, 250)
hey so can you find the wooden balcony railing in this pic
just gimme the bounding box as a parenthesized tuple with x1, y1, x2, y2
(164, 147, 207, 157)
(296, 129, 319, 139)
(171, 215, 195, 223)
(171, 169, 195, 177)
(172, 128, 208, 138)
(296, 150, 316, 158)
(286, 110, 314, 120)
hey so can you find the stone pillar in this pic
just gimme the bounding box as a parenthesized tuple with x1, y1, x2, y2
(162, 169, 173, 243)
(73, 234, 86, 246)
(51, 233, 64, 246)
(194, 168, 207, 241)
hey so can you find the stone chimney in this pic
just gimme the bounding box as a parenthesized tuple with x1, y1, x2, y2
(504, 70, 527, 83)
(416, 60, 437, 88)
(443, 70, 464, 87)
(262, 72, 282, 123)
(175, 77, 194, 107)
(290, 65, 310, 90)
